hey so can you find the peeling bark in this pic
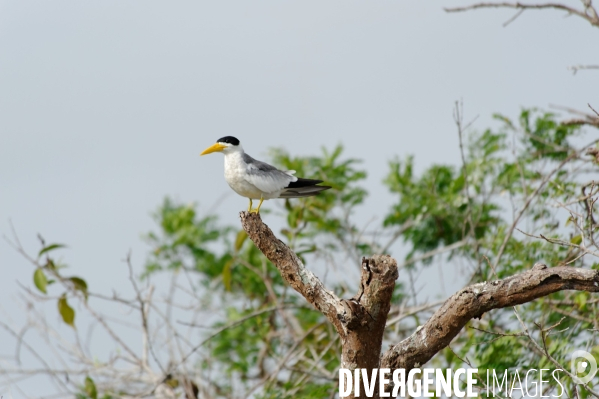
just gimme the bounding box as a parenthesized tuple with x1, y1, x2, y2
(339, 256, 398, 399)
(380, 263, 599, 372)
(240, 212, 599, 399)
(240, 212, 397, 399)
(240, 211, 346, 333)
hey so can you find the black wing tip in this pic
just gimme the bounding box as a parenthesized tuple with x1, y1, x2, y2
(287, 178, 326, 188)
(280, 185, 332, 198)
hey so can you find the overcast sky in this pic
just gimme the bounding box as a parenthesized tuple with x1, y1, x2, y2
(1, 0, 597, 395)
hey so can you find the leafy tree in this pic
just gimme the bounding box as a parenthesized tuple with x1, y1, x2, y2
(3, 2, 599, 398)
(7, 108, 598, 398)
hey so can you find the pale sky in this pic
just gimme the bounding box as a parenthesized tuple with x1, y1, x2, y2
(1, 0, 597, 396)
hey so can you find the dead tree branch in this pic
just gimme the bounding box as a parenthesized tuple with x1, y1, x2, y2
(240, 212, 398, 399)
(445, 2, 599, 28)
(569, 64, 599, 74)
(240, 212, 347, 334)
(240, 213, 599, 398)
(380, 263, 599, 372)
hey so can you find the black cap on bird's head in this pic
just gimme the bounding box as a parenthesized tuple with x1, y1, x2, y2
(216, 136, 240, 146)
(200, 136, 241, 156)
(216, 136, 239, 145)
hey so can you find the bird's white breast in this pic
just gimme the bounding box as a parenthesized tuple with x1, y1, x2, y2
(223, 152, 278, 199)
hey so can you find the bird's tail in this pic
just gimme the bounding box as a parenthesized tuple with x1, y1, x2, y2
(281, 178, 331, 198)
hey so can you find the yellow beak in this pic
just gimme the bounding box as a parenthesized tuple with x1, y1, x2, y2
(200, 143, 227, 156)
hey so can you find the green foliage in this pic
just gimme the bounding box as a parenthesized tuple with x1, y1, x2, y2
(33, 268, 48, 294)
(84, 376, 98, 399)
(30, 241, 88, 328)
(138, 111, 597, 396)
(415, 109, 597, 396)
(383, 128, 502, 261)
(517, 109, 578, 160)
(384, 158, 492, 257)
(271, 144, 370, 256)
(76, 375, 116, 399)
(70, 277, 89, 301)
(142, 146, 368, 397)
(210, 307, 274, 375)
(57, 293, 75, 328)
(255, 380, 337, 399)
(29, 108, 595, 398)
(144, 198, 232, 279)
(38, 243, 66, 257)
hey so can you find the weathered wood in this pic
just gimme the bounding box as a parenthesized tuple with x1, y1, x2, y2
(240, 211, 599, 399)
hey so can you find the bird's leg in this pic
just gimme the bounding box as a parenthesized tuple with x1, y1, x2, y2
(252, 196, 265, 214)
(248, 199, 253, 212)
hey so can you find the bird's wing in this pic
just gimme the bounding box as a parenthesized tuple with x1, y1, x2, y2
(280, 178, 331, 198)
(280, 185, 331, 198)
(242, 153, 297, 194)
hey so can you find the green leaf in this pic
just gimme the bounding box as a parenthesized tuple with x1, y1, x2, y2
(165, 376, 180, 388)
(84, 376, 98, 399)
(70, 277, 88, 301)
(574, 292, 588, 309)
(570, 235, 582, 245)
(234, 230, 247, 252)
(58, 294, 75, 328)
(33, 268, 48, 294)
(565, 217, 573, 226)
(222, 259, 233, 291)
(38, 243, 66, 258)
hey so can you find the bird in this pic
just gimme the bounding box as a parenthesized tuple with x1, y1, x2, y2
(200, 136, 331, 213)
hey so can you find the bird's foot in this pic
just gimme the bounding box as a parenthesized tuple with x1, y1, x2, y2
(247, 197, 264, 214)
(254, 197, 264, 214)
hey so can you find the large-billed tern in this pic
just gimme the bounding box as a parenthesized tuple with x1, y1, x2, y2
(200, 136, 331, 214)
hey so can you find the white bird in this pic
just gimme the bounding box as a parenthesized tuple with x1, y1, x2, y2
(200, 136, 331, 213)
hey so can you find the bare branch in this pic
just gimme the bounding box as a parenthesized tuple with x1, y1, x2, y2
(492, 139, 599, 271)
(240, 211, 347, 333)
(560, 105, 599, 128)
(562, 117, 599, 128)
(569, 64, 599, 74)
(445, 2, 599, 28)
(381, 264, 599, 372)
(240, 211, 398, 399)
